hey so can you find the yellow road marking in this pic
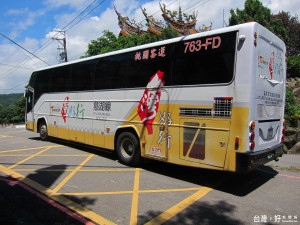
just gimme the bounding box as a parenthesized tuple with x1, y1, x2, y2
(14, 169, 75, 172)
(0, 154, 91, 157)
(58, 191, 134, 196)
(79, 168, 138, 172)
(0, 145, 62, 153)
(130, 168, 140, 225)
(145, 187, 212, 225)
(139, 187, 203, 193)
(1, 145, 214, 225)
(8, 146, 52, 169)
(51, 154, 94, 194)
(0, 165, 116, 225)
(58, 187, 204, 196)
(0, 134, 12, 137)
(13, 168, 138, 172)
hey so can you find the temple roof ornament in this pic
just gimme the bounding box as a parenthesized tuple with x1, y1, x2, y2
(113, 4, 145, 37)
(141, 7, 166, 35)
(114, 2, 213, 37)
(159, 2, 199, 35)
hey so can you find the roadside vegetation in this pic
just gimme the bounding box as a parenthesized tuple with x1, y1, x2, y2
(0, 93, 25, 126)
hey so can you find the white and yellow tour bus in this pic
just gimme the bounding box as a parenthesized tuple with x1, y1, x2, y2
(25, 22, 286, 173)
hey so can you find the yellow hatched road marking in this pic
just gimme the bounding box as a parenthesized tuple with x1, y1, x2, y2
(8, 146, 53, 169)
(0, 165, 116, 225)
(51, 154, 94, 194)
(144, 187, 212, 225)
(14, 169, 75, 172)
(0, 154, 91, 157)
(57, 187, 204, 196)
(130, 168, 140, 225)
(0, 134, 12, 138)
(57, 191, 134, 196)
(0, 145, 62, 153)
(139, 187, 203, 193)
(0, 146, 214, 225)
(13, 168, 138, 172)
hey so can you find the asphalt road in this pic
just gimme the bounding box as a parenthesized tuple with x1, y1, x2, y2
(0, 126, 299, 225)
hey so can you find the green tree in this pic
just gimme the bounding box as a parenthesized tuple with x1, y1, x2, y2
(272, 11, 300, 57)
(84, 30, 118, 56)
(0, 96, 25, 125)
(161, 28, 180, 40)
(84, 28, 180, 57)
(229, 0, 271, 27)
(287, 56, 300, 78)
(285, 88, 300, 127)
(229, 0, 289, 44)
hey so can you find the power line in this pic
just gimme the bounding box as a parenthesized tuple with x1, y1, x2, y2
(0, 63, 33, 70)
(184, 0, 212, 13)
(66, 0, 106, 32)
(0, 0, 104, 86)
(0, 81, 27, 94)
(0, 32, 50, 66)
(62, 0, 98, 31)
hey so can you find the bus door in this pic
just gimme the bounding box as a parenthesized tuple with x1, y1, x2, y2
(179, 111, 231, 168)
(25, 88, 34, 131)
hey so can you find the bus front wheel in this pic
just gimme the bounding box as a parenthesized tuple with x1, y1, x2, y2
(116, 132, 141, 166)
(39, 122, 49, 141)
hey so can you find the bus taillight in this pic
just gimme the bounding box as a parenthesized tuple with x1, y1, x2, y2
(254, 32, 258, 46)
(249, 121, 256, 150)
(249, 121, 255, 130)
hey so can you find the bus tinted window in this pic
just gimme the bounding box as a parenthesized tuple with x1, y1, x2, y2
(172, 31, 237, 85)
(51, 66, 71, 92)
(95, 54, 127, 90)
(126, 44, 172, 88)
(34, 70, 52, 101)
(70, 60, 96, 91)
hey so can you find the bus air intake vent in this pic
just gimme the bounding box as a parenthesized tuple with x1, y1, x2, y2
(180, 108, 212, 117)
(214, 97, 233, 118)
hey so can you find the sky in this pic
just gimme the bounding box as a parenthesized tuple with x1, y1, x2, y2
(0, 0, 299, 94)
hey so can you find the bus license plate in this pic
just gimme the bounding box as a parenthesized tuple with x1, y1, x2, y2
(267, 128, 273, 139)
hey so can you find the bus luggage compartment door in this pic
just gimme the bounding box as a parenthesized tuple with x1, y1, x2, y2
(179, 119, 230, 168)
(143, 89, 170, 161)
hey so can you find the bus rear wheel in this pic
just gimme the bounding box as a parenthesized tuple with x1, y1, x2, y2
(116, 132, 141, 166)
(39, 121, 49, 141)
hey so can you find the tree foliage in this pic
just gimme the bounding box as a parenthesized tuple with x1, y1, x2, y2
(229, 0, 289, 44)
(285, 88, 300, 127)
(273, 11, 300, 57)
(84, 28, 179, 57)
(229, 0, 272, 27)
(0, 95, 25, 125)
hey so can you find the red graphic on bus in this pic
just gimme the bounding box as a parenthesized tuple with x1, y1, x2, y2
(61, 96, 69, 123)
(138, 70, 165, 134)
(269, 51, 275, 79)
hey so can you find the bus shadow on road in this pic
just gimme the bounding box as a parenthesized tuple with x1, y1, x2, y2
(138, 200, 245, 225)
(141, 159, 278, 197)
(30, 136, 278, 197)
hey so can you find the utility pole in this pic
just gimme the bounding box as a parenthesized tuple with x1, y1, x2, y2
(52, 29, 68, 63)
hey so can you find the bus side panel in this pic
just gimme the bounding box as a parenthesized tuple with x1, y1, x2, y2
(224, 107, 250, 172)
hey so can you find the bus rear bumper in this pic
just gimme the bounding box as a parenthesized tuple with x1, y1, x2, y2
(236, 143, 284, 173)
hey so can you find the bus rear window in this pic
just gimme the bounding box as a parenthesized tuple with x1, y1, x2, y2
(172, 31, 237, 86)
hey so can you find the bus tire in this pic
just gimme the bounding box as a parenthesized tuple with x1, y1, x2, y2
(116, 132, 141, 166)
(39, 121, 49, 141)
